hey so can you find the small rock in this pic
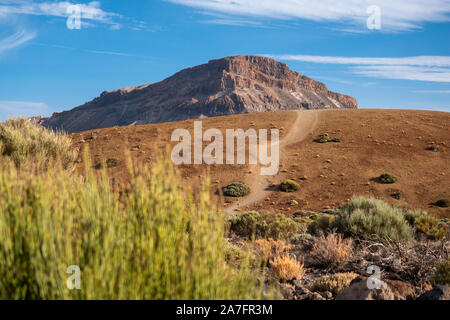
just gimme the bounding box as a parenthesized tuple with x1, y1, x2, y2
(289, 200, 299, 206)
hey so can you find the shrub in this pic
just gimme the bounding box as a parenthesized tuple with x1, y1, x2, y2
(222, 182, 250, 197)
(377, 173, 397, 184)
(403, 209, 423, 226)
(269, 255, 305, 282)
(225, 243, 258, 269)
(432, 259, 450, 286)
(333, 197, 413, 242)
(0, 118, 77, 168)
(316, 133, 340, 143)
(228, 211, 302, 240)
(415, 215, 448, 240)
(435, 199, 450, 208)
(279, 180, 300, 192)
(254, 238, 291, 262)
(312, 273, 359, 294)
(105, 157, 120, 168)
(307, 214, 336, 235)
(310, 234, 353, 268)
(0, 157, 262, 300)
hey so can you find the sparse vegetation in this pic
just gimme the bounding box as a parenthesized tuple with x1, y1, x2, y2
(222, 182, 250, 197)
(333, 197, 413, 242)
(269, 255, 305, 282)
(228, 211, 302, 240)
(0, 118, 77, 168)
(377, 173, 397, 184)
(432, 259, 450, 286)
(279, 179, 300, 192)
(415, 215, 448, 240)
(105, 157, 120, 168)
(435, 199, 449, 208)
(312, 273, 359, 294)
(307, 214, 336, 235)
(310, 233, 353, 269)
(0, 156, 262, 299)
(315, 133, 340, 143)
(254, 238, 291, 262)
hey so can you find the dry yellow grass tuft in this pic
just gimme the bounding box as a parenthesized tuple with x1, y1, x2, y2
(310, 233, 353, 268)
(254, 238, 291, 261)
(269, 255, 305, 282)
(312, 273, 359, 294)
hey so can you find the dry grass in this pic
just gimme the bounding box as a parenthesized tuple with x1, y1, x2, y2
(312, 273, 359, 294)
(269, 255, 305, 282)
(254, 238, 291, 262)
(310, 233, 353, 269)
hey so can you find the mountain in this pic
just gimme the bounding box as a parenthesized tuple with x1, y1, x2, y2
(41, 55, 358, 133)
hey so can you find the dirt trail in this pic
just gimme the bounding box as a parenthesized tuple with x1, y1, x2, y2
(225, 110, 319, 215)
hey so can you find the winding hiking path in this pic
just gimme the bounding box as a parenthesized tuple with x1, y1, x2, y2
(225, 110, 319, 215)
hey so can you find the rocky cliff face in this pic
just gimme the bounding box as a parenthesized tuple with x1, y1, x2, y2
(41, 55, 357, 133)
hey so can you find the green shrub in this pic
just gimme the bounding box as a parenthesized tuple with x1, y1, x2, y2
(222, 182, 250, 197)
(228, 211, 302, 240)
(105, 157, 120, 168)
(316, 133, 340, 143)
(279, 180, 300, 192)
(435, 199, 449, 208)
(432, 259, 450, 286)
(415, 215, 448, 240)
(333, 197, 413, 242)
(0, 118, 77, 168)
(0, 157, 262, 300)
(403, 209, 423, 226)
(307, 214, 336, 235)
(377, 173, 397, 184)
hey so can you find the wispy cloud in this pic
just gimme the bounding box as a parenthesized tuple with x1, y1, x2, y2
(0, 1, 153, 30)
(265, 54, 450, 83)
(0, 0, 120, 28)
(168, 0, 450, 31)
(0, 28, 35, 53)
(413, 90, 450, 94)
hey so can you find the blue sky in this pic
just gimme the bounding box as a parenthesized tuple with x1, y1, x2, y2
(1, 0, 450, 121)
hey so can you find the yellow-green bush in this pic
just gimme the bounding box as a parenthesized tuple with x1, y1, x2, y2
(312, 273, 359, 294)
(228, 211, 302, 240)
(0, 156, 262, 300)
(432, 259, 450, 286)
(0, 118, 77, 168)
(415, 215, 448, 240)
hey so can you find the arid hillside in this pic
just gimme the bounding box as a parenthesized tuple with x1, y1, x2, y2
(71, 109, 449, 218)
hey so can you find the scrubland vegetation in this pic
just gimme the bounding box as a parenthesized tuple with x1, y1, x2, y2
(0, 119, 448, 300)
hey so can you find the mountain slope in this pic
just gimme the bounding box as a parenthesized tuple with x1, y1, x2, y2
(42, 55, 357, 133)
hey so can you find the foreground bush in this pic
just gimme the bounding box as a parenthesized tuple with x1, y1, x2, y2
(312, 273, 359, 294)
(310, 234, 353, 269)
(333, 197, 413, 242)
(222, 182, 250, 197)
(269, 255, 305, 282)
(0, 157, 262, 300)
(0, 118, 77, 168)
(228, 211, 302, 240)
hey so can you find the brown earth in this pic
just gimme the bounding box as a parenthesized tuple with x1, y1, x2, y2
(71, 109, 450, 218)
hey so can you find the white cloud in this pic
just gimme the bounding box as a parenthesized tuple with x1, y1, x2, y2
(168, 0, 450, 31)
(0, 28, 35, 53)
(413, 90, 450, 94)
(265, 54, 450, 83)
